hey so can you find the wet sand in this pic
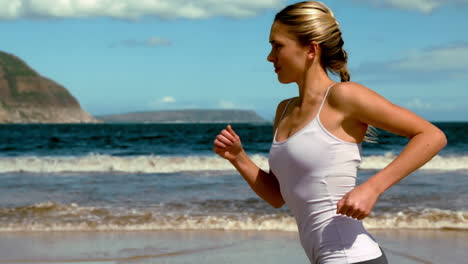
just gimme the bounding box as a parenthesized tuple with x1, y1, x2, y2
(0, 229, 466, 264)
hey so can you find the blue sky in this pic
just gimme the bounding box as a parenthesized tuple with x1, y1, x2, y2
(1, 0, 467, 121)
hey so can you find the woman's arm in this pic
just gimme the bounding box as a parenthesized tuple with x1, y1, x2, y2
(226, 143, 285, 208)
(333, 82, 447, 220)
(213, 99, 290, 208)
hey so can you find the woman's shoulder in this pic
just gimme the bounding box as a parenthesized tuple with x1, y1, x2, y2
(331, 81, 368, 97)
(329, 81, 377, 108)
(276, 97, 297, 112)
(273, 97, 297, 129)
(280, 96, 296, 104)
(277, 96, 298, 111)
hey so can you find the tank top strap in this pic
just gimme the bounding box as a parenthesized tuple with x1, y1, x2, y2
(278, 98, 294, 123)
(316, 83, 337, 116)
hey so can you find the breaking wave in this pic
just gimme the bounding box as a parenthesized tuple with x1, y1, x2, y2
(1, 202, 466, 232)
(0, 153, 466, 174)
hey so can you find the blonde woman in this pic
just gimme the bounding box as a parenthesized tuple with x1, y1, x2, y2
(213, 1, 446, 263)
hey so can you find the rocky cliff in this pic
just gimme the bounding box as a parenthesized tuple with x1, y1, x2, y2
(0, 51, 98, 123)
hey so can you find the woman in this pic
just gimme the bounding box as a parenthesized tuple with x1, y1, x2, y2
(213, 1, 447, 263)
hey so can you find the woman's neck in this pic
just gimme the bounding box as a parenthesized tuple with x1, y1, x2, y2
(296, 65, 335, 106)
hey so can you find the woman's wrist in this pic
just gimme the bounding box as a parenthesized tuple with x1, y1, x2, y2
(228, 149, 247, 165)
(363, 177, 386, 197)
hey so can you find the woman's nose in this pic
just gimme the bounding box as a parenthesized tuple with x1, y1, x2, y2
(267, 50, 275, 63)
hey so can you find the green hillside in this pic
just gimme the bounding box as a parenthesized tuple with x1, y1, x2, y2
(0, 51, 38, 77)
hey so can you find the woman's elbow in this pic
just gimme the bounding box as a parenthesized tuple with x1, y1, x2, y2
(434, 128, 447, 150)
(270, 199, 285, 209)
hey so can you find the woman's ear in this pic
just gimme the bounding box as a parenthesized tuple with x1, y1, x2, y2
(307, 42, 320, 60)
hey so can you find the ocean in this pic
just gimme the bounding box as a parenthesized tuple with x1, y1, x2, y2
(0, 122, 467, 232)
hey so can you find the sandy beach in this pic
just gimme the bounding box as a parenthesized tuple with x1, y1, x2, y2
(0, 229, 466, 264)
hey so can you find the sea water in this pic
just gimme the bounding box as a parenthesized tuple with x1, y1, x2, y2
(0, 123, 466, 232)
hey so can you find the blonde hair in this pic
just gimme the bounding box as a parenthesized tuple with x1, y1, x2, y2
(275, 1, 378, 142)
(274, 1, 349, 82)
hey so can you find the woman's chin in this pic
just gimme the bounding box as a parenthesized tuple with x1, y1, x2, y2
(278, 77, 295, 84)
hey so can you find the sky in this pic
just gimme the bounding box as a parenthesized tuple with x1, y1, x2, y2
(0, 0, 467, 122)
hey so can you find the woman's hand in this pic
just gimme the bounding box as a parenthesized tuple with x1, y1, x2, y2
(336, 183, 381, 220)
(213, 125, 244, 162)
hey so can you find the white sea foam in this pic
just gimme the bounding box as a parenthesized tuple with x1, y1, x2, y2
(0, 154, 268, 173)
(359, 152, 468, 170)
(0, 202, 467, 232)
(365, 208, 468, 230)
(0, 153, 466, 174)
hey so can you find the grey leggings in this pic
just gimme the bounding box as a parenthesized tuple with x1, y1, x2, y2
(351, 248, 388, 264)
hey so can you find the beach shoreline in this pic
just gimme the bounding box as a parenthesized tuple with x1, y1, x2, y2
(0, 229, 466, 264)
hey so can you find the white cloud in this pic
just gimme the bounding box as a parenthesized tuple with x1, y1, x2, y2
(160, 96, 176, 103)
(0, 0, 286, 20)
(353, 0, 468, 13)
(218, 100, 236, 109)
(147, 37, 172, 47)
(149, 96, 177, 108)
(356, 43, 468, 79)
(404, 97, 460, 111)
(110, 36, 172, 48)
(452, 72, 468, 79)
(388, 43, 468, 73)
(405, 98, 432, 110)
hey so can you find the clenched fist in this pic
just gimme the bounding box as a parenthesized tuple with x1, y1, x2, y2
(336, 183, 381, 220)
(213, 125, 244, 162)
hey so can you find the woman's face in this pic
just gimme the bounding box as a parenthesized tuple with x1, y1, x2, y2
(267, 21, 309, 84)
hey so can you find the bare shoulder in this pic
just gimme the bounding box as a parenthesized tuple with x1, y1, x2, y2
(273, 97, 295, 132)
(328, 81, 387, 113)
(329, 82, 438, 138)
(329, 82, 378, 104)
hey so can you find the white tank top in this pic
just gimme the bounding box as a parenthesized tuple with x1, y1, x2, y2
(268, 84, 382, 264)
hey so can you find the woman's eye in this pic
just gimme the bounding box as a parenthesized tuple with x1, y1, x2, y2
(269, 42, 283, 50)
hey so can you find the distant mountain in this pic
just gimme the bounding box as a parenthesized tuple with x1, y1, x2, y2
(97, 109, 269, 123)
(0, 51, 98, 123)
